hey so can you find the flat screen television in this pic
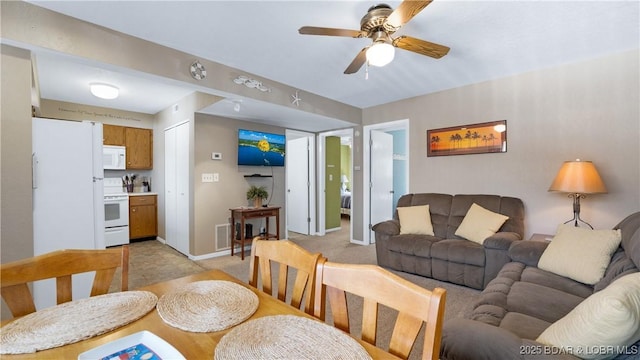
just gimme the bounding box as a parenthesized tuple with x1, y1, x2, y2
(237, 129, 285, 167)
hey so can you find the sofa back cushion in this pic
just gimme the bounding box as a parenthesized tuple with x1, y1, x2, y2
(393, 193, 525, 240)
(596, 212, 640, 291)
(615, 212, 640, 269)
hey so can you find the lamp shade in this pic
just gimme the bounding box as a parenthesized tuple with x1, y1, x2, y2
(548, 160, 607, 194)
(341, 175, 349, 183)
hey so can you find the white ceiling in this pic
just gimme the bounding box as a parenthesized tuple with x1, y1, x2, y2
(26, 0, 640, 132)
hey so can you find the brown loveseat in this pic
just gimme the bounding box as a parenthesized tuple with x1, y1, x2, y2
(372, 193, 525, 290)
(441, 211, 640, 360)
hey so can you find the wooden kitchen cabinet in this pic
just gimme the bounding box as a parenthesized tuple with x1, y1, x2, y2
(129, 194, 157, 240)
(103, 124, 125, 146)
(125, 127, 153, 169)
(102, 125, 153, 169)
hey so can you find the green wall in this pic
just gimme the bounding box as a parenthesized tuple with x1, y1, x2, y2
(325, 136, 341, 229)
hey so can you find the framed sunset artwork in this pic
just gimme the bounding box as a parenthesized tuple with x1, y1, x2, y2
(427, 120, 507, 157)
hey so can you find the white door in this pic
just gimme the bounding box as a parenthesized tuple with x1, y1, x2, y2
(164, 122, 190, 255)
(175, 122, 190, 255)
(286, 137, 310, 234)
(164, 127, 178, 250)
(369, 130, 394, 243)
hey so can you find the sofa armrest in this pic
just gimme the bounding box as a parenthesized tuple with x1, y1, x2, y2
(441, 319, 579, 360)
(371, 220, 400, 236)
(484, 231, 522, 250)
(509, 240, 550, 267)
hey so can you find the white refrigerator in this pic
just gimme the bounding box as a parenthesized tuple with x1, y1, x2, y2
(32, 117, 105, 310)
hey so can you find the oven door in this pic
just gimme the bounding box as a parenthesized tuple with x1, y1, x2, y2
(104, 195, 129, 228)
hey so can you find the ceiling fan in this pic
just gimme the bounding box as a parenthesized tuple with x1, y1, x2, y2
(299, 0, 449, 74)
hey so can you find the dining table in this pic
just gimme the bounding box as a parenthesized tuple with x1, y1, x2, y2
(1, 269, 401, 359)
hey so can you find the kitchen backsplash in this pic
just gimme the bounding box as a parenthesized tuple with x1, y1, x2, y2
(104, 169, 152, 192)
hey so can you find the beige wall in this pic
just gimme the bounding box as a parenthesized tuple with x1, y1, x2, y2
(193, 114, 286, 256)
(153, 92, 220, 254)
(39, 99, 155, 127)
(2, 1, 360, 125)
(1, 45, 34, 319)
(364, 49, 640, 236)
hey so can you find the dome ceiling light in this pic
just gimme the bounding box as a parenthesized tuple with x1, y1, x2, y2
(90, 83, 119, 100)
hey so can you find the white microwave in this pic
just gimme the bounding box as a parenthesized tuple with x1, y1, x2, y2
(103, 145, 126, 170)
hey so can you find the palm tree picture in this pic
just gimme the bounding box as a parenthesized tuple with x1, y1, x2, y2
(427, 120, 507, 157)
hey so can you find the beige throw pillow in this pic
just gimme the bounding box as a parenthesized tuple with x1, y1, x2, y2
(398, 205, 434, 235)
(537, 272, 640, 360)
(538, 224, 622, 285)
(454, 203, 509, 244)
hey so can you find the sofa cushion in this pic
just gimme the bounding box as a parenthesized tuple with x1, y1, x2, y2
(537, 272, 640, 360)
(616, 212, 640, 268)
(397, 205, 434, 235)
(506, 282, 584, 324)
(454, 203, 509, 244)
(387, 234, 440, 258)
(539, 224, 622, 285)
(431, 239, 485, 266)
(499, 312, 551, 340)
(520, 267, 594, 299)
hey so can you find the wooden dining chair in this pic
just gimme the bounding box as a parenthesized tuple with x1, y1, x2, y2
(1, 246, 129, 318)
(314, 259, 447, 360)
(249, 237, 322, 315)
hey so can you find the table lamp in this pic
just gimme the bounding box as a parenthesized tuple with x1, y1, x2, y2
(548, 159, 607, 229)
(341, 175, 349, 192)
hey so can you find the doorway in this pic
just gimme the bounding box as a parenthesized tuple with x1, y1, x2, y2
(363, 120, 409, 245)
(318, 128, 354, 243)
(285, 130, 316, 238)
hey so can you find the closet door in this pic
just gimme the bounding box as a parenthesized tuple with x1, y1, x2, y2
(164, 122, 189, 255)
(175, 122, 190, 255)
(164, 126, 178, 250)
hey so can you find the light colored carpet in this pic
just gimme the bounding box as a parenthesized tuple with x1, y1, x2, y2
(123, 218, 481, 359)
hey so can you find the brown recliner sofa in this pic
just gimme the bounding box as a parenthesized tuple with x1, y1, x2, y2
(440, 211, 640, 360)
(372, 193, 525, 290)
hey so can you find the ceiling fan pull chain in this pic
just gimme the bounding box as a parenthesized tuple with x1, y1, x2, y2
(365, 62, 369, 80)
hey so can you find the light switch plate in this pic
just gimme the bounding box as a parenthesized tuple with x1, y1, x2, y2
(202, 173, 214, 183)
(212, 152, 222, 160)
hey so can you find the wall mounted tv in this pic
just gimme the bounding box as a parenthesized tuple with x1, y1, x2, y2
(237, 129, 285, 167)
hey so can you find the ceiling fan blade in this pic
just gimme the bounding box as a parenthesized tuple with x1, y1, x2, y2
(298, 26, 367, 38)
(393, 35, 450, 59)
(344, 48, 368, 74)
(384, 0, 432, 31)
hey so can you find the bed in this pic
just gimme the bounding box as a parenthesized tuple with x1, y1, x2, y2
(340, 192, 351, 217)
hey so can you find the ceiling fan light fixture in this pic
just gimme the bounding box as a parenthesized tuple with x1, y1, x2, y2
(366, 31, 395, 67)
(90, 83, 119, 100)
(367, 42, 395, 67)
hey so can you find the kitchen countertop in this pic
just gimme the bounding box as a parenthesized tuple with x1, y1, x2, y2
(128, 192, 158, 196)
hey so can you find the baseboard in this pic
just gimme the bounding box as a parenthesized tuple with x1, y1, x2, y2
(188, 245, 252, 261)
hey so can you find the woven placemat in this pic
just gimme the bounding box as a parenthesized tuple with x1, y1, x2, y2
(215, 315, 372, 359)
(0, 291, 157, 354)
(156, 280, 258, 332)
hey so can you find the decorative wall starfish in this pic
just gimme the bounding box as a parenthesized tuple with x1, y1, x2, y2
(291, 90, 301, 107)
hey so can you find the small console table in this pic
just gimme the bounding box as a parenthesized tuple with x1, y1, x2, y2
(229, 206, 280, 260)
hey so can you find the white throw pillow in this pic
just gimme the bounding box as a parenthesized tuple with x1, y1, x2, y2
(538, 224, 622, 285)
(454, 203, 509, 244)
(537, 272, 640, 360)
(398, 205, 434, 235)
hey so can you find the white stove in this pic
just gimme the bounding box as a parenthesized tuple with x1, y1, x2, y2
(104, 178, 129, 247)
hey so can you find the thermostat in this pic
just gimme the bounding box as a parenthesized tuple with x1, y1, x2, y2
(212, 152, 222, 160)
